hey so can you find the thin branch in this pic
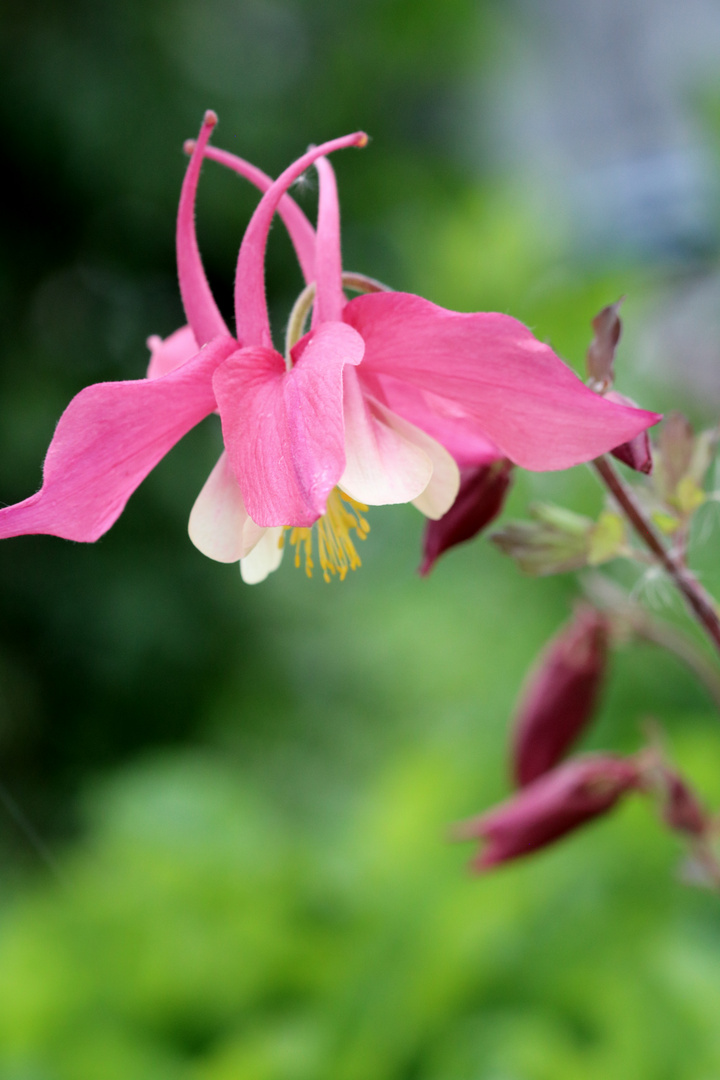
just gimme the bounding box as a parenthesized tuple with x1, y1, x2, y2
(593, 456, 720, 657)
(582, 573, 720, 714)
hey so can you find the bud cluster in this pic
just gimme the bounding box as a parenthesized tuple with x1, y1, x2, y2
(454, 606, 720, 880)
(412, 299, 720, 892)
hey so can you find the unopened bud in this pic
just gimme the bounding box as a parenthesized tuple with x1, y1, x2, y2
(604, 390, 653, 474)
(454, 754, 639, 870)
(689, 428, 719, 487)
(658, 413, 694, 492)
(420, 460, 513, 575)
(661, 769, 709, 837)
(654, 413, 709, 518)
(586, 300, 623, 392)
(492, 504, 604, 576)
(512, 606, 609, 786)
(636, 734, 712, 840)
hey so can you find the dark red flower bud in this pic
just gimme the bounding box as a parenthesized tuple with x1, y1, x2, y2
(659, 768, 708, 837)
(603, 390, 653, 474)
(512, 607, 609, 787)
(454, 754, 639, 870)
(419, 459, 512, 575)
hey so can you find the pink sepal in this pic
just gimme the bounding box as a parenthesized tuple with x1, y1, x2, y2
(375, 376, 502, 468)
(213, 321, 365, 527)
(0, 336, 236, 542)
(345, 292, 661, 472)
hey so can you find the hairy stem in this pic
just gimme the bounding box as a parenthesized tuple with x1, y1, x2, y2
(582, 573, 720, 713)
(593, 455, 720, 656)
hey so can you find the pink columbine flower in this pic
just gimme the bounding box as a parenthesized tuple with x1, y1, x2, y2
(189, 135, 659, 581)
(0, 113, 660, 586)
(454, 754, 640, 870)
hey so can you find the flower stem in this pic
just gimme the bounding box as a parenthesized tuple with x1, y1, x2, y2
(581, 573, 720, 714)
(593, 455, 720, 656)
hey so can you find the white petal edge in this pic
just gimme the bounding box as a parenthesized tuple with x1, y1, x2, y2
(372, 400, 461, 519)
(339, 368, 434, 506)
(189, 451, 266, 563)
(240, 526, 285, 584)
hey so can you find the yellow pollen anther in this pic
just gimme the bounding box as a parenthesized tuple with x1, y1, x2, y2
(287, 489, 370, 583)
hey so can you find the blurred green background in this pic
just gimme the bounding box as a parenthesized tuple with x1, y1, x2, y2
(2, 0, 720, 1076)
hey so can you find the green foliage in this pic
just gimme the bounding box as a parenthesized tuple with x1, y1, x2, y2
(0, 537, 718, 1076)
(0, 729, 719, 1078)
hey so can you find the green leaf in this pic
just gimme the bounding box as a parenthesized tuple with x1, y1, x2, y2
(651, 510, 682, 535)
(675, 477, 706, 517)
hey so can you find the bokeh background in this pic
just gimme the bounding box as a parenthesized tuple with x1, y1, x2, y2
(1, 1, 720, 1076)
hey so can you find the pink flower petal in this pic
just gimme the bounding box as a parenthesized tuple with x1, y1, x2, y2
(146, 325, 199, 380)
(240, 526, 285, 584)
(188, 451, 265, 563)
(345, 292, 661, 471)
(403, 428, 461, 520)
(213, 322, 365, 527)
(339, 369, 435, 508)
(190, 143, 317, 285)
(0, 336, 236, 542)
(340, 382, 460, 517)
(177, 112, 230, 347)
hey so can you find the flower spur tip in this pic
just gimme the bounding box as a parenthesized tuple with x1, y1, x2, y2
(356, 132, 369, 147)
(183, 139, 195, 156)
(202, 109, 218, 127)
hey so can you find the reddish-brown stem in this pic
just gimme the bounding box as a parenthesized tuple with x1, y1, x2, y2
(593, 456, 720, 657)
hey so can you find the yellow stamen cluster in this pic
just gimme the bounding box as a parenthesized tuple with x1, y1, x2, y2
(286, 489, 370, 582)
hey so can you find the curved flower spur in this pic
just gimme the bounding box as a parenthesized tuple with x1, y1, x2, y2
(0, 112, 660, 586)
